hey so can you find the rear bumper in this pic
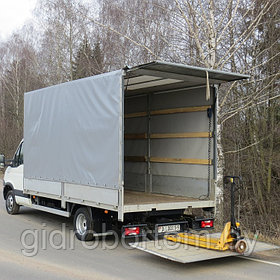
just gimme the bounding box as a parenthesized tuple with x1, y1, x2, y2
(122, 221, 189, 238)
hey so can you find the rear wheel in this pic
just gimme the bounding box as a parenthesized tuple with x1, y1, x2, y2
(74, 207, 94, 241)
(6, 190, 20, 215)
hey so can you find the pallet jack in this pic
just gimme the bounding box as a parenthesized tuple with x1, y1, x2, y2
(165, 176, 248, 254)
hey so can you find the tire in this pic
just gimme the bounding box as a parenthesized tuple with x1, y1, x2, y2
(6, 190, 20, 215)
(146, 232, 155, 240)
(73, 207, 94, 241)
(235, 239, 247, 254)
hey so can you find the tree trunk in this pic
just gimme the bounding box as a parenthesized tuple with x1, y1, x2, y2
(215, 96, 224, 223)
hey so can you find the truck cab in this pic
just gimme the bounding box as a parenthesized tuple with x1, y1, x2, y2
(1, 140, 32, 214)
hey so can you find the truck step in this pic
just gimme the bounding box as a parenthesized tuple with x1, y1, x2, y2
(30, 204, 71, 217)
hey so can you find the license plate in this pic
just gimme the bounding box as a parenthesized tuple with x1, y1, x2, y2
(157, 224, 181, 233)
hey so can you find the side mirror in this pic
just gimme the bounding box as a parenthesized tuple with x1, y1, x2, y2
(0, 154, 5, 169)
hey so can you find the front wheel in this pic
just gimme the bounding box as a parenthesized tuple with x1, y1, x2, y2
(73, 207, 94, 241)
(6, 190, 20, 215)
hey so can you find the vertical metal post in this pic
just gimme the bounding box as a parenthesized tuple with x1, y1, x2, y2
(118, 72, 125, 221)
(61, 182, 66, 209)
(213, 85, 218, 180)
(231, 181, 236, 228)
(146, 93, 152, 193)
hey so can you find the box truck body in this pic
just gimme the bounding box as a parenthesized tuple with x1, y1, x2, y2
(2, 61, 249, 239)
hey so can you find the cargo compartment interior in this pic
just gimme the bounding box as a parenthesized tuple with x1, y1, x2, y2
(123, 67, 215, 211)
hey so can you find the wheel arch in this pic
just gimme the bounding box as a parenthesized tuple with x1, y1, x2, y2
(3, 183, 14, 200)
(70, 204, 93, 220)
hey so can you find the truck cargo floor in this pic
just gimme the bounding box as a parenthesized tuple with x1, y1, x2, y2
(124, 190, 197, 205)
(123, 190, 215, 212)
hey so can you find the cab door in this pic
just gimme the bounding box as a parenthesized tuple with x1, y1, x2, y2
(4, 141, 24, 192)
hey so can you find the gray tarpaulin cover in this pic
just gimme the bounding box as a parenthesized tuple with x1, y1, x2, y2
(24, 70, 123, 188)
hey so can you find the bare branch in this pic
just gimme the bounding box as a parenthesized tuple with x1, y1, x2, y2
(221, 93, 280, 124)
(224, 138, 265, 154)
(81, 18, 158, 59)
(175, 0, 210, 67)
(216, 0, 240, 44)
(217, 1, 273, 68)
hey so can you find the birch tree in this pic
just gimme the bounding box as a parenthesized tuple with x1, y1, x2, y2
(94, 0, 172, 69)
(0, 32, 43, 155)
(35, 0, 92, 84)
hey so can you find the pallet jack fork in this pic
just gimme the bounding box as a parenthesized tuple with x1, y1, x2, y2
(165, 176, 248, 254)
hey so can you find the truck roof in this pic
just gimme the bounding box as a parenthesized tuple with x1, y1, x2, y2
(124, 61, 249, 95)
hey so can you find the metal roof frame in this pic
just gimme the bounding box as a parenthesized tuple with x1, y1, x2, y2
(124, 61, 249, 95)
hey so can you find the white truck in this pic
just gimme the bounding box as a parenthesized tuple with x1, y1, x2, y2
(1, 61, 249, 241)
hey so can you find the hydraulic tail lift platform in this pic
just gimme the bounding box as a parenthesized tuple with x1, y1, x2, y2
(165, 177, 246, 253)
(130, 177, 279, 263)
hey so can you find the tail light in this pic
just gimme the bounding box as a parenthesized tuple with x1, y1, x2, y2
(201, 220, 214, 228)
(124, 227, 140, 236)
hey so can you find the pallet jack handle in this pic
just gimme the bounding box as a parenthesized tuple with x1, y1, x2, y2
(165, 176, 247, 253)
(223, 176, 242, 231)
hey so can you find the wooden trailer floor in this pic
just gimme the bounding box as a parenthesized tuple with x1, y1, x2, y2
(123, 190, 215, 213)
(124, 190, 198, 205)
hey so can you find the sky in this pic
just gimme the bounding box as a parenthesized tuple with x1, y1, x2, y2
(0, 0, 37, 40)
